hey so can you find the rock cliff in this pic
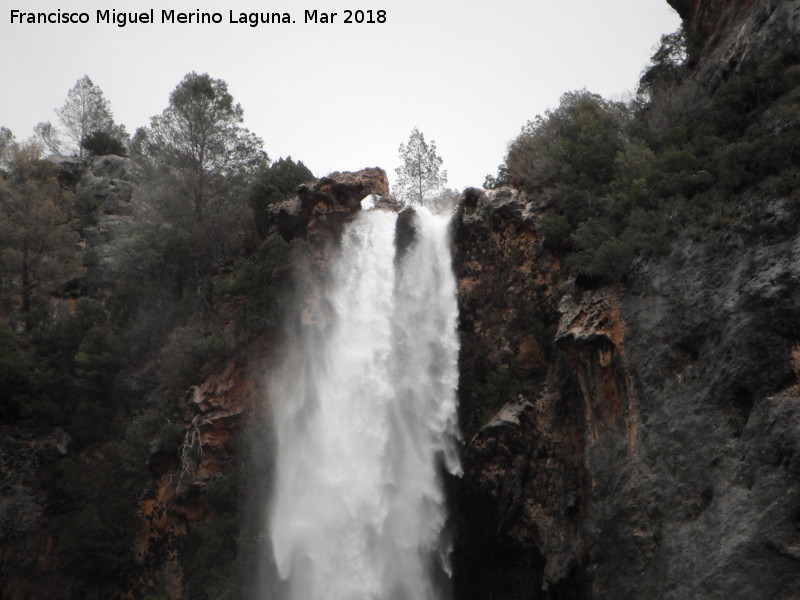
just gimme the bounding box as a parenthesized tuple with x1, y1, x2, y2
(3, 1, 799, 598)
(669, 0, 800, 85)
(450, 0, 800, 590)
(451, 184, 800, 598)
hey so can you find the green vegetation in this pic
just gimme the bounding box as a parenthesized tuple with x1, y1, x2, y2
(54, 442, 141, 574)
(496, 28, 800, 284)
(0, 144, 84, 320)
(249, 156, 315, 239)
(0, 319, 30, 417)
(181, 471, 242, 600)
(0, 71, 313, 596)
(81, 130, 127, 157)
(219, 235, 306, 338)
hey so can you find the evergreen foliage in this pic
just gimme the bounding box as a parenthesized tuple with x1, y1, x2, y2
(248, 157, 315, 238)
(2, 28, 799, 595)
(395, 127, 447, 205)
(0, 320, 30, 417)
(81, 130, 127, 157)
(498, 29, 800, 284)
(0, 69, 307, 599)
(0, 144, 84, 321)
(56, 75, 127, 157)
(135, 72, 267, 227)
(132, 72, 269, 282)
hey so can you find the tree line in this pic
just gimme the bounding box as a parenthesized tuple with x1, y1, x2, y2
(0, 70, 455, 598)
(0, 71, 325, 598)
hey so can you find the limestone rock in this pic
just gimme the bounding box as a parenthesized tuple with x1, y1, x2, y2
(452, 95, 800, 600)
(670, 0, 800, 86)
(76, 155, 140, 216)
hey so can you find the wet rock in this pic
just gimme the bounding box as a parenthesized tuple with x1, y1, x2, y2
(264, 167, 390, 248)
(394, 206, 418, 263)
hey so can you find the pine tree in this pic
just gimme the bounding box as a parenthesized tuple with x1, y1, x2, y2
(395, 127, 447, 205)
(57, 76, 123, 157)
(0, 144, 84, 322)
(137, 72, 266, 226)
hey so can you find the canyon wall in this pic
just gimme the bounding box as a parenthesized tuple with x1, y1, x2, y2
(450, 3, 800, 596)
(451, 187, 800, 599)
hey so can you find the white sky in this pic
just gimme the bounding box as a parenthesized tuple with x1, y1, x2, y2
(0, 0, 680, 190)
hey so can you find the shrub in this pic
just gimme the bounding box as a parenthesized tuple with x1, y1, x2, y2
(506, 90, 629, 191)
(82, 130, 127, 157)
(539, 213, 573, 251)
(157, 327, 231, 393)
(248, 157, 315, 239)
(220, 236, 298, 338)
(54, 441, 142, 575)
(180, 469, 243, 600)
(589, 238, 634, 282)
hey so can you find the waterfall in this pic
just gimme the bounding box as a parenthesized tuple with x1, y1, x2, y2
(268, 205, 461, 600)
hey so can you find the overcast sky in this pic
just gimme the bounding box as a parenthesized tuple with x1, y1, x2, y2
(1, 0, 680, 190)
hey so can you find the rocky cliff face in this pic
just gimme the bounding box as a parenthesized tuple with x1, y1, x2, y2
(670, 0, 800, 84)
(450, 1, 800, 591)
(4, 2, 799, 598)
(451, 184, 800, 598)
(55, 154, 142, 279)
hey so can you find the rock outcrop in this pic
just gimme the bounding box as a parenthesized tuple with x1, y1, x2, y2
(670, 0, 800, 85)
(129, 354, 269, 598)
(4, 1, 799, 596)
(451, 180, 800, 598)
(451, 4, 800, 597)
(266, 166, 390, 249)
(52, 154, 143, 282)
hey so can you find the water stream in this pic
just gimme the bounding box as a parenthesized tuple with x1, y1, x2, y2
(268, 205, 461, 600)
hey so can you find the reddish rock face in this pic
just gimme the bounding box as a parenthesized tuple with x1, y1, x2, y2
(266, 166, 392, 263)
(299, 167, 390, 217)
(130, 353, 270, 599)
(298, 167, 390, 251)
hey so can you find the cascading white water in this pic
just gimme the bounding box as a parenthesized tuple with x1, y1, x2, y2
(268, 205, 461, 600)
